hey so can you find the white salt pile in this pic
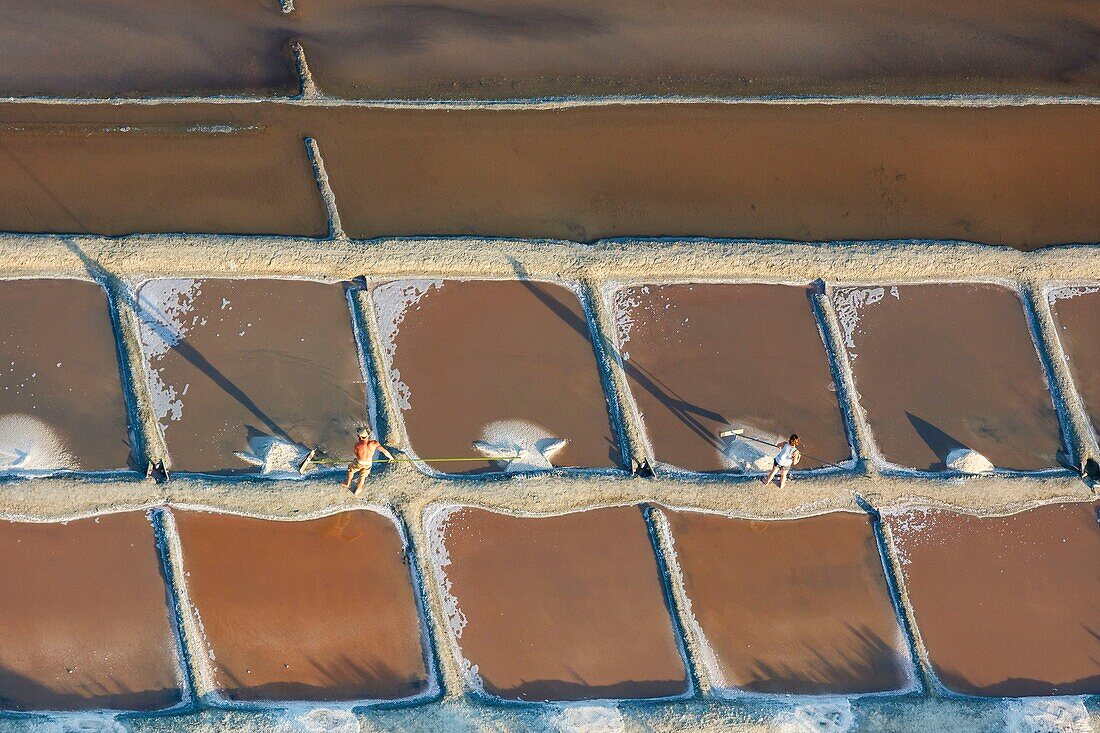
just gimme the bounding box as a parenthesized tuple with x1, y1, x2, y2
(473, 418, 568, 472)
(233, 434, 312, 477)
(717, 427, 781, 472)
(0, 413, 77, 472)
(945, 447, 995, 474)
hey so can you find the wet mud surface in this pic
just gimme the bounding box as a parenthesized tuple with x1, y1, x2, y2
(0, 0, 297, 98)
(433, 505, 689, 700)
(1049, 288, 1100, 436)
(614, 283, 849, 473)
(836, 283, 1063, 471)
(0, 124, 327, 236)
(136, 279, 367, 474)
(886, 503, 1100, 696)
(172, 509, 429, 701)
(0, 279, 132, 472)
(374, 279, 620, 473)
(664, 509, 911, 694)
(0, 511, 182, 711)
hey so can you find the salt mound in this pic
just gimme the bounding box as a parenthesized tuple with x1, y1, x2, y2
(473, 419, 568, 472)
(718, 427, 781, 472)
(234, 435, 312, 477)
(0, 414, 77, 472)
(945, 447, 995, 474)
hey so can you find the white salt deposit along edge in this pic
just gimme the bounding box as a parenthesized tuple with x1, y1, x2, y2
(553, 703, 624, 733)
(0, 413, 77, 473)
(1004, 698, 1094, 733)
(369, 279, 443, 414)
(1048, 284, 1100, 304)
(774, 699, 855, 733)
(831, 285, 900, 359)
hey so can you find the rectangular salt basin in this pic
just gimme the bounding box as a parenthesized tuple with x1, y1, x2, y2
(429, 505, 689, 701)
(0, 279, 132, 472)
(613, 283, 849, 473)
(885, 503, 1100, 696)
(1048, 286, 1100, 440)
(0, 126, 327, 236)
(0, 511, 183, 712)
(0, 0, 297, 97)
(834, 283, 1063, 472)
(662, 509, 912, 695)
(316, 104, 1100, 250)
(172, 509, 430, 702)
(136, 279, 368, 474)
(373, 279, 621, 473)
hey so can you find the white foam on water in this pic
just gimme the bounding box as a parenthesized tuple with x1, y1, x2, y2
(294, 708, 361, 733)
(774, 699, 854, 733)
(832, 285, 899, 356)
(233, 434, 312, 478)
(944, 447, 995, 474)
(0, 413, 77, 472)
(473, 418, 568, 472)
(1048, 285, 1100, 304)
(135, 278, 202, 426)
(1004, 698, 1092, 733)
(370, 279, 443, 411)
(554, 703, 624, 733)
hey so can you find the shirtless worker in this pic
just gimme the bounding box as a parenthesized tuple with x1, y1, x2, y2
(343, 428, 394, 495)
(761, 434, 801, 489)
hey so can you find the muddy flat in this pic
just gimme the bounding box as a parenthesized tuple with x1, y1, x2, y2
(1049, 288, 1100, 435)
(664, 509, 911, 694)
(0, 124, 327, 236)
(614, 283, 849, 472)
(136, 279, 367, 474)
(317, 104, 1100, 249)
(432, 505, 688, 700)
(835, 283, 1063, 471)
(886, 503, 1100, 696)
(173, 509, 429, 701)
(0, 511, 182, 711)
(0, 279, 132, 471)
(373, 279, 620, 473)
(0, 0, 296, 97)
(292, 0, 1100, 98)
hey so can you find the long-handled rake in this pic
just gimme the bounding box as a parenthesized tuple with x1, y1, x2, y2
(298, 449, 519, 474)
(718, 428, 848, 470)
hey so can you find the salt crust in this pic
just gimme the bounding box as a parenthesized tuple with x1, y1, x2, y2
(831, 286, 899, 356)
(774, 699, 855, 733)
(554, 704, 624, 733)
(134, 278, 201, 427)
(1004, 698, 1093, 733)
(369, 279, 442, 412)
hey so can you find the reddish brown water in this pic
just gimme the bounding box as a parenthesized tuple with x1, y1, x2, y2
(173, 509, 429, 701)
(434, 505, 688, 700)
(886, 503, 1100, 696)
(1049, 288, 1100, 436)
(664, 509, 911, 694)
(0, 279, 132, 471)
(0, 124, 327, 236)
(374, 279, 620, 473)
(136, 279, 367, 474)
(0, 0, 297, 97)
(836, 283, 1063, 471)
(0, 511, 182, 711)
(615, 283, 849, 472)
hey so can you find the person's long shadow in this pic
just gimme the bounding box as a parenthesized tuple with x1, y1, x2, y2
(905, 411, 969, 471)
(508, 258, 727, 452)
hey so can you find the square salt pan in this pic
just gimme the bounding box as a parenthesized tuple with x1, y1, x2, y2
(0, 511, 184, 712)
(429, 505, 689, 701)
(613, 283, 850, 473)
(373, 279, 622, 473)
(0, 279, 132, 472)
(834, 283, 1063, 472)
(171, 509, 431, 702)
(662, 508, 912, 695)
(136, 279, 369, 474)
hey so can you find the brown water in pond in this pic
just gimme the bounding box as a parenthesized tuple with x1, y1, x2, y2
(434, 505, 689, 700)
(136, 279, 367, 474)
(374, 279, 620, 473)
(0, 279, 132, 471)
(0, 0, 297, 97)
(886, 503, 1100, 696)
(1049, 288, 1100, 436)
(172, 509, 429, 701)
(836, 283, 1063, 471)
(0, 511, 182, 711)
(317, 104, 1100, 249)
(615, 283, 849, 472)
(0, 124, 327, 236)
(663, 509, 911, 694)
